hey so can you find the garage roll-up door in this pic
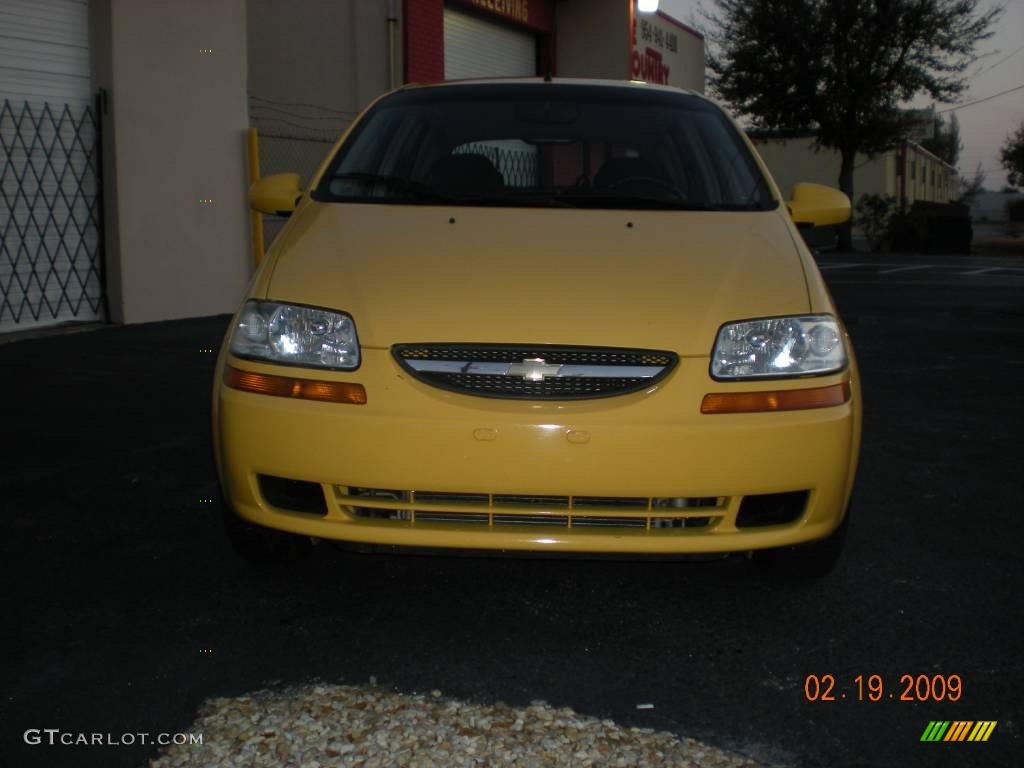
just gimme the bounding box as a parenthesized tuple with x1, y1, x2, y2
(0, 0, 91, 110)
(0, 0, 103, 331)
(444, 6, 536, 80)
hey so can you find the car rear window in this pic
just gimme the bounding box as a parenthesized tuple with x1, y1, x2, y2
(312, 83, 776, 211)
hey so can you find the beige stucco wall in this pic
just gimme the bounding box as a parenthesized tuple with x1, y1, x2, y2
(752, 138, 951, 209)
(751, 138, 894, 203)
(246, 0, 399, 247)
(555, 0, 631, 81)
(556, 1, 703, 91)
(904, 144, 953, 205)
(675, 24, 704, 93)
(247, 0, 396, 122)
(92, 0, 251, 324)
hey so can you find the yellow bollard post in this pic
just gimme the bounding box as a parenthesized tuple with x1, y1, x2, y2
(246, 128, 265, 268)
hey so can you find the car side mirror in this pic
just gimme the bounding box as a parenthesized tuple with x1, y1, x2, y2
(249, 173, 303, 216)
(787, 183, 851, 228)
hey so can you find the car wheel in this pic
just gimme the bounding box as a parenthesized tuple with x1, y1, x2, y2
(223, 506, 312, 563)
(753, 507, 850, 579)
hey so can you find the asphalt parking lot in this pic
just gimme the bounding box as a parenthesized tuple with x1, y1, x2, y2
(3, 251, 1022, 768)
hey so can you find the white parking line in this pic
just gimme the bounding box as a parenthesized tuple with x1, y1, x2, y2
(818, 262, 1024, 277)
(878, 265, 932, 275)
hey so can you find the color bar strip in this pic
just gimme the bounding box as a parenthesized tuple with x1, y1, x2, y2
(944, 721, 972, 741)
(921, 721, 950, 741)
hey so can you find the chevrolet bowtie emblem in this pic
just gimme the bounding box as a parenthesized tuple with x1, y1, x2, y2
(507, 358, 563, 381)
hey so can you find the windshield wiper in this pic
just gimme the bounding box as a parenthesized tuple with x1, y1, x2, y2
(330, 172, 454, 203)
(446, 195, 579, 208)
(554, 190, 723, 211)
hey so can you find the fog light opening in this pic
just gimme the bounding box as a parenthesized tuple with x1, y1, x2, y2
(735, 491, 809, 528)
(257, 474, 328, 516)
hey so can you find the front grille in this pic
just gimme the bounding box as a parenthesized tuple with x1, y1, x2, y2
(338, 487, 724, 533)
(397, 346, 676, 366)
(426, 373, 651, 399)
(393, 344, 677, 400)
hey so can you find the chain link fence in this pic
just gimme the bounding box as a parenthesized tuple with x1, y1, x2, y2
(249, 96, 354, 248)
(455, 142, 539, 187)
(0, 99, 105, 332)
(256, 133, 337, 247)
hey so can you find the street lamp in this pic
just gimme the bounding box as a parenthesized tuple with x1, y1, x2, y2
(637, 0, 659, 12)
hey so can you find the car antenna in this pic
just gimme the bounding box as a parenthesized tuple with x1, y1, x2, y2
(544, 70, 552, 83)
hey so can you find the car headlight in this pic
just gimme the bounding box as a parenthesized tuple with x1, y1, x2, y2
(229, 300, 360, 370)
(711, 315, 846, 379)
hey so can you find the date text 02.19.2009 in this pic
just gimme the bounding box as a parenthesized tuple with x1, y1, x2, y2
(804, 674, 962, 702)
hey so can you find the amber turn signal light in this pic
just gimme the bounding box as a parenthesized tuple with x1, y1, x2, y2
(224, 365, 366, 404)
(701, 382, 849, 414)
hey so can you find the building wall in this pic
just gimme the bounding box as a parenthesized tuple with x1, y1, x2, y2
(556, 1, 703, 91)
(248, 0, 402, 251)
(752, 138, 951, 210)
(454, 0, 553, 31)
(675, 18, 704, 92)
(902, 143, 953, 206)
(752, 138, 891, 203)
(555, 0, 629, 81)
(92, 0, 251, 324)
(630, 8, 703, 92)
(406, 0, 445, 82)
(90, 0, 122, 322)
(249, 0, 397, 117)
(406, 0, 555, 82)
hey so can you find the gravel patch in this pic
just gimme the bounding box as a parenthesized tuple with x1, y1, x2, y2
(147, 683, 770, 767)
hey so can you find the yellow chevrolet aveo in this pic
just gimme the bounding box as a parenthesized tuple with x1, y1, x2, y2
(214, 79, 861, 578)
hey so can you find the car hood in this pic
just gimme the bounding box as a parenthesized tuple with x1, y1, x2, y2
(266, 203, 809, 356)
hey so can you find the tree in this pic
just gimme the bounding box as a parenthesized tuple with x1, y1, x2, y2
(957, 163, 986, 208)
(921, 113, 961, 168)
(1000, 122, 1024, 188)
(705, 0, 1000, 250)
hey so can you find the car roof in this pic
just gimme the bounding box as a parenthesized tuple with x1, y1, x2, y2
(399, 77, 705, 100)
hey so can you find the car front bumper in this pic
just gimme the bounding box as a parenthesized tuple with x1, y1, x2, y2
(214, 349, 860, 554)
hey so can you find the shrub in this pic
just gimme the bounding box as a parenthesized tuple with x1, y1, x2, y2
(888, 201, 972, 254)
(854, 194, 897, 251)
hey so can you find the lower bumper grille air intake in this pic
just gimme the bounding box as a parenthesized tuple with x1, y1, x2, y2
(337, 487, 723, 533)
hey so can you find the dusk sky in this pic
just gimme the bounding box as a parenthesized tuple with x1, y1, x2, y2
(659, 0, 1024, 189)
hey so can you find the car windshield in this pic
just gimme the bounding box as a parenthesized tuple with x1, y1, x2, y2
(313, 84, 776, 211)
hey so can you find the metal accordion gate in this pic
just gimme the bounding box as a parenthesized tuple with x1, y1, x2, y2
(0, 97, 105, 332)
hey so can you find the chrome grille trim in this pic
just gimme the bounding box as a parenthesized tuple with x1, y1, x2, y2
(392, 344, 678, 400)
(404, 360, 666, 379)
